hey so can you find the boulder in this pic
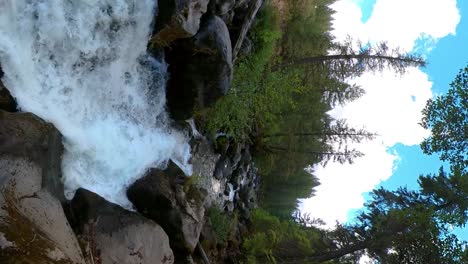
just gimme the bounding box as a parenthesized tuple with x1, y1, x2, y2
(213, 156, 234, 180)
(165, 15, 233, 120)
(190, 137, 226, 208)
(0, 85, 16, 112)
(209, 0, 236, 16)
(0, 66, 16, 112)
(151, 0, 209, 47)
(234, 0, 252, 9)
(127, 163, 205, 255)
(0, 111, 65, 201)
(0, 111, 84, 263)
(68, 189, 174, 264)
(190, 15, 233, 105)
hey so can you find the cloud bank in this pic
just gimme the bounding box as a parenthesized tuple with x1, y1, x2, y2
(300, 0, 460, 225)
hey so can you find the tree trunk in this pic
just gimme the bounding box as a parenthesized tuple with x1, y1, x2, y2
(267, 146, 349, 156)
(263, 132, 375, 139)
(232, 0, 263, 62)
(309, 241, 369, 263)
(272, 54, 424, 71)
(277, 241, 369, 263)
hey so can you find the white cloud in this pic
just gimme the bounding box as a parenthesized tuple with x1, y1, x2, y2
(331, 68, 433, 146)
(300, 0, 460, 226)
(300, 141, 398, 224)
(331, 0, 460, 50)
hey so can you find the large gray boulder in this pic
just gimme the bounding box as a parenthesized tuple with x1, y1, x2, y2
(0, 111, 65, 201)
(127, 162, 206, 255)
(190, 15, 233, 107)
(166, 15, 233, 120)
(0, 111, 85, 264)
(69, 189, 174, 264)
(151, 0, 209, 47)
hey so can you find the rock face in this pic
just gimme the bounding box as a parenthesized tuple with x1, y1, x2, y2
(210, 0, 236, 16)
(152, 0, 210, 47)
(0, 111, 65, 201)
(68, 188, 174, 264)
(0, 86, 16, 112)
(0, 111, 85, 264)
(127, 163, 206, 255)
(166, 15, 233, 120)
(0, 68, 17, 112)
(190, 137, 225, 208)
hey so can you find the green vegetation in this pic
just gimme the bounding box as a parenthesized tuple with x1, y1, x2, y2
(204, 2, 282, 140)
(420, 65, 468, 172)
(199, 0, 467, 262)
(242, 209, 325, 264)
(207, 207, 235, 244)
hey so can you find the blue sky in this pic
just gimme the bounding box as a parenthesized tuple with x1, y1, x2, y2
(302, 0, 467, 241)
(374, 0, 468, 240)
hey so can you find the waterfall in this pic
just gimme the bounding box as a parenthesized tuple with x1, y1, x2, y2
(0, 0, 192, 207)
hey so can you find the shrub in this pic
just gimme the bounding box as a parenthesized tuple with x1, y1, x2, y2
(207, 207, 235, 244)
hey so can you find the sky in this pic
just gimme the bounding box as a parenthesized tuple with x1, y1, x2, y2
(300, 0, 468, 240)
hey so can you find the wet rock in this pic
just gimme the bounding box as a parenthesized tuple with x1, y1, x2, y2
(1, 128, 84, 264)
(191, 138, 220, 178)
(151, 0, 209, 47)
(0, 84, 16, 112)
(0, 67, 16, 112)
(191, 137, 226, 208)
(214, 156, 234, 180)
(69, 189, 174, 264)
(166, 15, 233, 120)
(127, 163, 205, 255)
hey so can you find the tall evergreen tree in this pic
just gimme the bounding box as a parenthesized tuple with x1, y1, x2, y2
(273, 37, 426, 77)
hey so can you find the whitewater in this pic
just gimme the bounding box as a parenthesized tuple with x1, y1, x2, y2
(0, 0, 192, 207)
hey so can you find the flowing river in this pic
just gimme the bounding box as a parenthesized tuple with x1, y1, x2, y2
(0, 0, 192, 207)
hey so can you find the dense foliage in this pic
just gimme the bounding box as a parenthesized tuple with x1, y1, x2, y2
(420, 65, 468, 172)
(201, 0, 467, 263)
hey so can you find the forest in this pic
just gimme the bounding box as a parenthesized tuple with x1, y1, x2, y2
(0, 0, 465, 263)
(197, 0, 468, 262)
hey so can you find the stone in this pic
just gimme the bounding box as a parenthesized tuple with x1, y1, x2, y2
(127, 163, 205, 254)
(151, 0, 209, 47)
(190, 138, 227, 208)
(69, 189, 174, 264)
(213, 156, 233, 180)
(209, 0, 236, 16)
(0, 157, 85, 264)
(165, 15, 233, 120)
(0, 111, 65, 201)
(0, 85, 16, 112)
(0, 111, 82, 263)
(0, 67, 16, 112)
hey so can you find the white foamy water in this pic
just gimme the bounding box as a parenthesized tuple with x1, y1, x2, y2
(0, 0, 192, 207)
